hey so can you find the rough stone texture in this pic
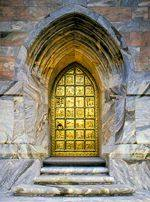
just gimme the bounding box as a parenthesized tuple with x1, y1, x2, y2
(12, 158, 135, 197)
(40, 166, 109, 175)
(115, 96, 136, 144)
(136, 96, 150, 144)
(0, 191, 150, 202)
(0, 144, 48, 159)
(127, 72, 150, 95)
(0, 99, 14, 144)
(63, 0, 87, 6)
(0, 159, 41, 191)
(110, 144, 150, 160)
(34, 175, 115, 185)
(13, 184, 135, 196)
(110, 158, 150, 191)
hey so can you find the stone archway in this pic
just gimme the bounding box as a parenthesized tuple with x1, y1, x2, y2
(13, 3, 132, 159)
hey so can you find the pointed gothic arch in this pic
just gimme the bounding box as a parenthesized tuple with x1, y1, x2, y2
(14, 4, 133, 158)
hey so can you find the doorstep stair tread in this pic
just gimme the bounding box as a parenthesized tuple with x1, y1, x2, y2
(41, 166, 109, 175)
(34, 174, 114, 185)
(13, 184, 135, 196)
(43, 157, 106, 166)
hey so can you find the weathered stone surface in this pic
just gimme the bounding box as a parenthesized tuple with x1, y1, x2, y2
(4, 81, 23, 96)
(0, 32, 28, 46)
(135, 96, 150, 144)
(126, 32, 150, 47)
(0, 21, 38, 32)
(88, 0, 116, 7)
(34, 175, 115, 185)
(0, 81, 17, 95)
(88, 0, 145, 7)
(0, 0, 62, 7)
(0, 6, 60, 21)
(23, 85, 49, 148)
(12, 160, 42, 187)
(0, 144, 48, 159)
(110, 144, 150, 160)
(114, 18, 150, 33)
(63, 0, 87, 6)
(110, 158, 150, 191)
(0, 99, 14, 143)
(90, 6, 132, 22)
(126, 96, 135, 112)
(0, 47, 20, 57)
(13, 96, 25, 144)
(41, 166, 109, 175)
(0, 159, 41, 191)
(1, 191, 150, 202)
(115, 97, 126, 133)
(12, 158, 135, 197)
(135, 47, 150, 71)
(127, 72, 150, 95)
(0, 144, 17, 158)
(115, 116, 136, 144)
(13, 184, 135, 196)
(115, 96, 136, 144)
(132, 6, 149, 20)
(0, 56, 15, 80)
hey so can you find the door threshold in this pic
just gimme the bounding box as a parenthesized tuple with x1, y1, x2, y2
(43, 157, 106, 166)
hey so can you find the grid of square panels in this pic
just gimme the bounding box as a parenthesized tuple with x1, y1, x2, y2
(54, 67, 96, 152)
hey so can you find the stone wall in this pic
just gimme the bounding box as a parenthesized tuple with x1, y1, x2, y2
(0, 159, 41, 191)
(110, 158, 150, 191)
(0, 0, 149, 161)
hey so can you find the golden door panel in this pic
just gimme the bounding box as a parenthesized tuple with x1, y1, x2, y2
(51, 64, 99, 156)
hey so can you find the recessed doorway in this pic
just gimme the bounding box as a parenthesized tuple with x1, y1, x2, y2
(50, 63, 100, 157)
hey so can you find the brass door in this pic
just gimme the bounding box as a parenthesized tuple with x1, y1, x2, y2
(50, 63, 99, 156)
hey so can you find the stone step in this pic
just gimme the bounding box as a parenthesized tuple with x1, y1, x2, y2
(41, 166, 109, 175)
(13, 184, 135, 196)
(43, 157, 106, 166)
(34, 174, 114, 185)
